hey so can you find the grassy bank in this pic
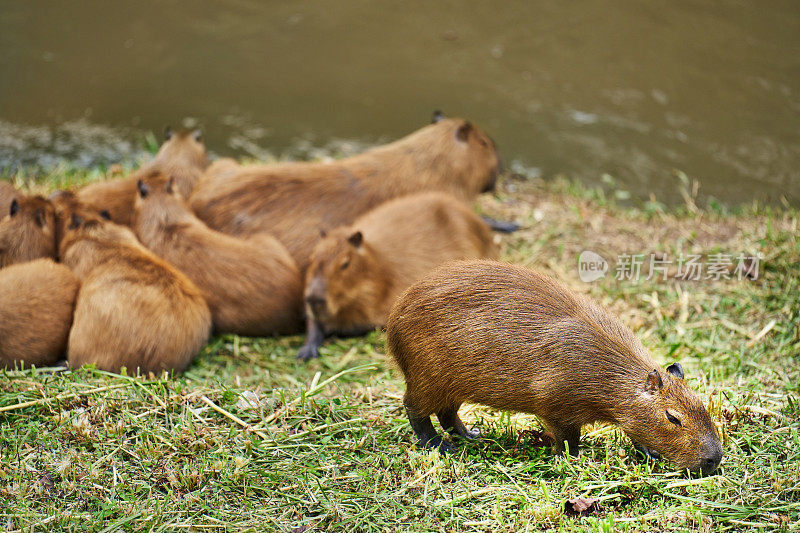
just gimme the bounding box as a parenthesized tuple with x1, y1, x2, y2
(0, 164, 798, 532)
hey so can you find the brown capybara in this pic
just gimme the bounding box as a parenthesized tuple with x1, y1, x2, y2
(202, 157, 241, 182)
(0, 180, 18, 213)
(299, 192, 498, 361)
(0, 259, 79, 368)
(189, 115, 502, 273)
(133, 172, 304, 336)
(387, 260, 723, 475)
(76, 128, 209, 226)
(60, 212, 211, 374)
(0, 196, 57, 268)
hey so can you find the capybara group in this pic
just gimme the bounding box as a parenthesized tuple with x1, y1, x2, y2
(77, 128, 209, 226)
(190, 116, 502, 272)
(0, 196, 57, 268)
(299, 192, 498, 360)
(133, 173, 303, 336)
(0, 259, 79, 368)
(60, 212, 211, 374)
(387, 260, 723, 474)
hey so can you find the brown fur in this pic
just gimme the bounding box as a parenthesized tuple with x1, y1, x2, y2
(203, 158, 241, 182)
(133, 173, 303, 336)
(189, 118, 501, 272)
(0, 180, 18, 214)
(60, 214, 211, 374)
(0, 259, 79, 368)
(387, 260, 723, 474)
(76, 129, 209, 226)
(0, 196, 57, 268)
(299, 192, 497, 360)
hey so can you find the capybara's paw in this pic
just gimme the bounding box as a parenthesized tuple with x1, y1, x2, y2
(422, 435, 455, 455)
(481, 216, 521, 233)
(296, 344, 320, 361)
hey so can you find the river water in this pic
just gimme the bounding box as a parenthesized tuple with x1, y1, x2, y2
(1, 1, 798, 205)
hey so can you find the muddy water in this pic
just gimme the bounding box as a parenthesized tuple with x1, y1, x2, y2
(1, 1, 798, 205)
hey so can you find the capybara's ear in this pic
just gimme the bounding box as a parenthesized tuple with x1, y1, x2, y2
(165, 177, 175, 194)
(164, 126, 173, 141)
(431, 110, 445, 123)
(456, 121, 473, 142)
(645, 369, 663, 393)
(33, 208, 46, 228)
(99, 210, 112, 221)
(137, 179, 149, 199)
(666, 362, 684, 380)
(192, 129, 203, 142)
(69, 213, 83, 230)
(9, 198, 19, 217)
(347, 231, 363, 248)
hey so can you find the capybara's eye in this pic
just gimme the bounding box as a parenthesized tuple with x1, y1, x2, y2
(340, 260, 350, 270)
(666, 411, 682, 426)
(478, 138, 488, 147)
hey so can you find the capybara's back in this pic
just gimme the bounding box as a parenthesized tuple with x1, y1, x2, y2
(0, 259, 79, 368)
(133, 173, 303, 336)
(387, 260, 722, 474)
(60, 215, 211, 374)
(189, 117, 501, 272)
(77, 129, 209, 226)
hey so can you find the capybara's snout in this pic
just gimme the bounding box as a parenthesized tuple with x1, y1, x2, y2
(696, 439, 723, 475)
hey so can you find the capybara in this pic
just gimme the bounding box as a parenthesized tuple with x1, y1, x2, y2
(387, 260, 723, 475)
(0, 259, 79, 368)
(299, 192, 498, 360)
(0, 196, 57, 268)
(0, 180, 18, 213)
(189, 115, 502, 272)
(60, 212, 211, 374)
(133, 172, 303, 336)
(76, 128, 209, 226)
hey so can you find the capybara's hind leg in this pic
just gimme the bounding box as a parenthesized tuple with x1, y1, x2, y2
(404, 397, 453, 453)
(437, 404, 479, 440)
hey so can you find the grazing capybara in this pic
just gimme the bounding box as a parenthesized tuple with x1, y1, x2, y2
(299, 192, 498, 360)
(76, 128, 209, 226)
(387, 260, 723, 475)
(133, 172, 303, 336)
(0, 180, 18, 213)
(0, 196, 57, 268)
(189, 115, 502, 272)
(0, 259, 79, 368)
(60, 212, 211, 374)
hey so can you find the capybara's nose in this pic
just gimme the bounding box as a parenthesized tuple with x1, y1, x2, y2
(700, 450, 722, 474)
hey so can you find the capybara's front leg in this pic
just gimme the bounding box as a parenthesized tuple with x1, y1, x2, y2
(437, 404, 480, 440)
(297, 318, 325, 361)
(404, 397, 453, 454)
(548, 422, 581, 457)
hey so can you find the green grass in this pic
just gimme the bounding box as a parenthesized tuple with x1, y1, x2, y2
(1, 164, 798, 532)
